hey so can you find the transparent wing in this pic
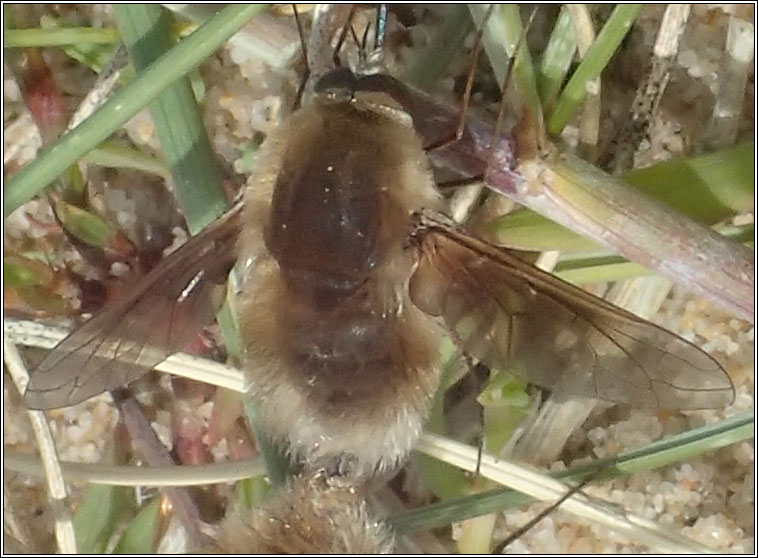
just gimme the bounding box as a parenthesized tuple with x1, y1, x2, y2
(408, 210, 735, 410)
(24, 205, 242, 410)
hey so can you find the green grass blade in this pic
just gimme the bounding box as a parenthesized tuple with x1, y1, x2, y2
(391, 412, 753, 533)
(547, 5, 642, 134)
(112, 498, 162, 554)
(537, 6, 577, 111)
(82, 142, 170, 180)
(114, 4, 227, 233)
(469, 5, 541, 119)
(4, 4, 265, 219)
(570, 411, 754, 479)
(625, 140, 755, 219)
(73, 484, 135, 553)
(4, 26, 121, 47)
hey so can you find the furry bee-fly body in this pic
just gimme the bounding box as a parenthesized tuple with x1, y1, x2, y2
(236, 66, 446, 479)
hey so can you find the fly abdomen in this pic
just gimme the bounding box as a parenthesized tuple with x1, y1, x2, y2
(286, 310, 394, 408)
(291, 313, 389, 369)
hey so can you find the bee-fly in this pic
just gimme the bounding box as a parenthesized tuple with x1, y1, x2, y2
(24, 6, 734, 484)
(235, 58, 447, 479)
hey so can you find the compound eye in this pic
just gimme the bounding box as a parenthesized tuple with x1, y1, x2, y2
(314, 67, 357, 99)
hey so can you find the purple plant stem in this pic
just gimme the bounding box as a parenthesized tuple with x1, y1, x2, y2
(362, 74, 754, 322)
(113, 389, 207, 548)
